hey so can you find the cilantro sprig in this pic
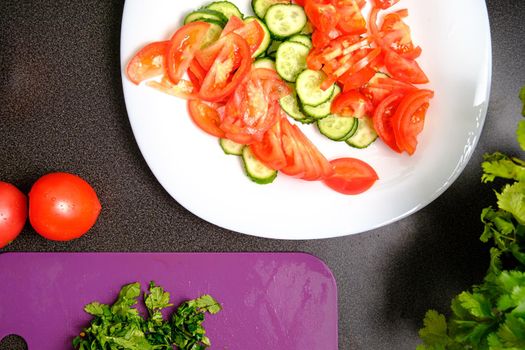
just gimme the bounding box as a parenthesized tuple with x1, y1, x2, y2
(72, 282, 221, 350)
(417, 87, 525, 350)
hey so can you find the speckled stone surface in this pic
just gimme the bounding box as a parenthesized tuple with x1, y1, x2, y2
(0, 0, 524, 349)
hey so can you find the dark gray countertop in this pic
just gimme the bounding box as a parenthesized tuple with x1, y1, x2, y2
(1, 0, 524, 349)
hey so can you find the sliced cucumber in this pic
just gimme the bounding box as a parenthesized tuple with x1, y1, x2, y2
(302, 85, 341, 119)
(205, 1, 243, 19)
(200, 22, 223, 48)
(346, 117, 378, 149)
(317, 114, 358, 141)
(288, 34, 312, 49)
(220, 138, 244, 155)
(242, 147, 278, 184)
(296, 69, 335, 107)
(300, 21, 314, 35)
(266, 40, 282, 56)
(252, 0, 290, 19)
(279, 94, 314, 124)
(184, 9, 228, 26)
(253, 57, 276, 70)
(275, 41, 309, 82)
(244, 17, 271, 58)
(265, 4, 307, 40)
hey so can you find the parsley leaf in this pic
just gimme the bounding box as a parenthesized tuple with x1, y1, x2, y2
(73, 282, 221, 350)
(418, 86, 525, 349)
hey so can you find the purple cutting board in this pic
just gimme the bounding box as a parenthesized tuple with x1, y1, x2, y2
(0, 252, 337, 349)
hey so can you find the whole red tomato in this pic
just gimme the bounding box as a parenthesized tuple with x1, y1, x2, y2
(0, 182, 27, 248)
(29, 172, 101, 241)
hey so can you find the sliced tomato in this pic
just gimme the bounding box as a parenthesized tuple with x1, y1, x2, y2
(340, 66, 377, 91)
(291, 124, 334, 180)
(187, 99, 225, 138)
(381, 13, 420, 58)
(222, 15, 244, 35)
(279, 119, 307, 178)
(372, 91, 404, 152)
(250, 114, 287, 170)
(187, 58, 207, 89)
(146, 77, 196, 100)
(384, 50, 429, 84)
(323, 158, 378, 195)
(372, 0, 400, 10)
(233, 20, 265, 56)
(305, 0, 339, 33)
(221, 68, 289, 143)
(333, 0, 367, 35)
(166, 22, 211, 84)
(331, 90, 372, 118)
(199, 33, 251, 102)
(392, 89, 434, 154)
(126, 41, 169, 85)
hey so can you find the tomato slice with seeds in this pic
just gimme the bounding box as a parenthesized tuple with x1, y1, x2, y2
(166, 22, 211, 84)
(199, 33, 252, 103)
(126, 41, 169, 85)
(334, 0, 367, 35)
(392, 89, 434, 154)
(331, 90, 372, 118)
(187, 99, 225, 138)
(323, 158, 378, 195)
(372, 92, 404, 153)
(146, 77, 196, 100)
(384, 50, 429, 84)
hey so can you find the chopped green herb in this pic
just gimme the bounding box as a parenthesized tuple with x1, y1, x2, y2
(73, 282, 221, 350)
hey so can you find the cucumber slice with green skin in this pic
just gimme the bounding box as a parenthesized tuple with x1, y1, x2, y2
(288, 34, 312, 49)
(200, 22, 223, 48)
(266, 40, 282, 56)
(317, 114, 358, 141)
(242, 147, 278, 184)
(252, 0, 290, 19)
(279, 94, 314, 124)
(300, 21, 314, 35)
(253, 57, 276, 70)
(184, 9, 228, 26)
(275, 41, 309, 82)
(346, 117, 378, 149)
(220, 138, 244, 155)
(265, 4, 307, 40)
(244, 17, 271, 58)
(302, 85, 341, 119)
(296, 69, 335, 107)
(205, 1, 243, 19)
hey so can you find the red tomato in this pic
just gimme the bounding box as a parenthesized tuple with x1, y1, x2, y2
(29, 173, 101, 241)
(372, 0, 400, 10)
(250, 113, 288, 170)
(384, 50, 429, 84)
(232, 20, 265, 56)
(126, 41, 169, 85)
(305, 1, 339, 34)
(334, 0, 367, 35)
(381, 13, 420, 58)
(372, 91, 404, 152)
(392, 89, 434, 154)
(166, 22, 211, 84)
(187, 99, 226, 138)
(221, 68, 289, 144)
(146, 77, 196, 100)
(221, 15, 244, 35)
(340, 66, 377, 91)
(199, 33, 252, 102)
(0, 182, 27, 248)
(323, 158, 378, 195)
(331, 90, 372, 118)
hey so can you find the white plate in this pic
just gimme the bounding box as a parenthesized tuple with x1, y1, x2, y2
(120, 0, 491, 240)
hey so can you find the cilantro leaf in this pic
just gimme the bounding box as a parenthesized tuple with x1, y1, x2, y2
(418, 310, 450, 349)
(481, 153, 525, 183)
(497, 181, 525, 224)
(73, 282, 221, 350)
